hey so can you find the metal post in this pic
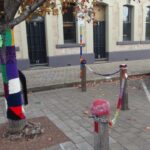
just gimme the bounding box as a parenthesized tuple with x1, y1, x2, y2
(79, 24, 86, 92)
(80, 58, 86, 92)
(120, 64, 129, 110)
(91, 99, 110, 150)
(80, 25, 83, 57)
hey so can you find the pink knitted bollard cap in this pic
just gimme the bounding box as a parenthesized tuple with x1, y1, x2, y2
(91, 99, 110, 117)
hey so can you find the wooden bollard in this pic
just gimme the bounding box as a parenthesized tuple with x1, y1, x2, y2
(120, 64, 129, 110)
(80, 58, 86, 92)
(91, 99, 110, 150)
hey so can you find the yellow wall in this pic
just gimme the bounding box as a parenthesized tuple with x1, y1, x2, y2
(94, 4, 105, 22)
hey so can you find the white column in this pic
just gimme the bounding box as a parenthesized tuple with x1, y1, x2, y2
(20, 21, 29, 59)
(45, 14, 54, 57)
(132, 5, 139, 41)
(77, 20, 80, 44)
(118, 3, 123, 41)
(106, 5, 113, 52)
(57, 1, 64, 44)
(141, 6, 146, 41)
(85, 21, 93, 53)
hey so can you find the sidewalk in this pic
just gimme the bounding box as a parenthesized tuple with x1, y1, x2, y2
(0, 77, 149, 150)
(0, 59, 150, 150)
(0, 59, 150, 95)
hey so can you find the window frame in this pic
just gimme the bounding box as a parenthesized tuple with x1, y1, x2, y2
(63, 3, 76, 44)
(145, 6, 150, 40)
(123, 5, 132, 41)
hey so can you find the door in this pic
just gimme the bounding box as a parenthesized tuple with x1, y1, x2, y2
(93, 21, 106, 59)
(26, 16, 47, 65)
(93, 3, 106, 59)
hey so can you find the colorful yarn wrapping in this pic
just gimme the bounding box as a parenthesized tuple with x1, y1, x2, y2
(0, 35, 2, 47)
(80, 25, 83, 57)
(110, 78, 127, 127)
(111, 109, 120, 126)
(0, 29, 25, 120)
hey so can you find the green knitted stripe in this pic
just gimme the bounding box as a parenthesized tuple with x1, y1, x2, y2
(0, 34, 2, 47)
(1, 64, 8, 83)
(5, 29, 12, 46)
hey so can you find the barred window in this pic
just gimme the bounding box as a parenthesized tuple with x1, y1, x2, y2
(123, 5, 132, 41)
(63, 3, 76, 43)
(146, 6, 150, 40)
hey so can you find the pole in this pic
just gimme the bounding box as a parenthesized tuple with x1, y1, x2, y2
(80, 24, 86, 92)
(80, 61, 86, 92)
(91, 99, 110, 150)
(120, 64, 129, 110)
(80, 25, 82, 57)
(94, 116, 109, 150)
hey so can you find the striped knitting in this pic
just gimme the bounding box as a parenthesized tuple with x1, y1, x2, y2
(0, 29, 25, 120)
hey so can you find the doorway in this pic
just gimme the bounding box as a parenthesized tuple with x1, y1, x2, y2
(26, 16, 47, 65)
(93, 4, 106, 59)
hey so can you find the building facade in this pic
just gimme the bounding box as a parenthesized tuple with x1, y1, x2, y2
(14, 0, 150, 70)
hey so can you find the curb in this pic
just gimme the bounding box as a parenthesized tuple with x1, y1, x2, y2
(0, 78, 118, 97)
(0, 72, 149, 97)
(19, 73, 150, 94)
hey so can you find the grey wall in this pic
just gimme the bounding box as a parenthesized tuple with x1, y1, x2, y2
(48, 53, 94, 67)
(108, 49, 150, 61)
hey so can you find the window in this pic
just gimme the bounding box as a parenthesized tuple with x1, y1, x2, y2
(63, 3, 76, 43)
(146, 6, 150, 40)
(123, 5, 132, 41)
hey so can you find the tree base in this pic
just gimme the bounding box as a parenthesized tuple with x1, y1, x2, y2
(7, 119, 26, 134)
(3, 120, 44, 141)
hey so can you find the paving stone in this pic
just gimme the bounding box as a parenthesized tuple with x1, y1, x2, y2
(65, 130, 79, 139)
(45, 145, 61, 150)
(72, 116, 82, 121)
(140, 131, 150, 139)
(60, 141, 79, 150)
(76, 141, 94, 150)
(84, 135, 94, 146)
(124, 143, 141, 150)
(78, 130, 92, 138)
(69, 135, 85, 144)
(115, 136, 132, 145)
(110, 143, 126, 150)
(110, 130, 121, 138)
(46, 113, 59, 121)
(109, 136, 116, 144)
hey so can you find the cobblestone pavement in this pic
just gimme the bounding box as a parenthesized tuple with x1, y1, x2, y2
(0, 77, 150, 150)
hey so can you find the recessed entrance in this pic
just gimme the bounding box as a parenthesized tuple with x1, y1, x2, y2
(26, 16, 47, 65)
(93, 3, 106, 59)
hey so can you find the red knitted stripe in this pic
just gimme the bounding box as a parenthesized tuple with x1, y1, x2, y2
(9, 106, 25, 119)
(94, 122, 99, 133)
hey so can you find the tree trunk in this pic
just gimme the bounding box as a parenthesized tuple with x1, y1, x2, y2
(0, 28, 26, 133)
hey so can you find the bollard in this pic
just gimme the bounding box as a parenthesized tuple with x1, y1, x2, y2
(80, 58, 86, 92)
(119, 64, 129, 110)
(91, 99, 110, 150)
